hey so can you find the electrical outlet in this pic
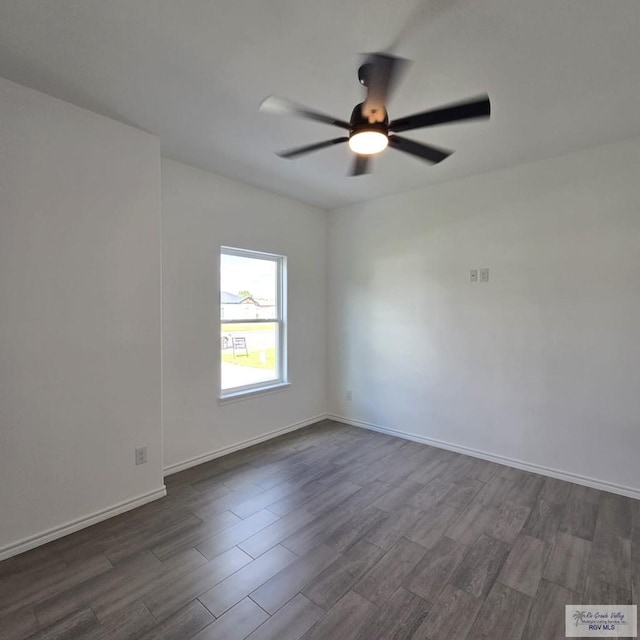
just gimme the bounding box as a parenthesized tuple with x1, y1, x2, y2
(346, 390, 352, 402)
(470, 269, 478, 283)
(480, 268, 489, 282)
(135, 446, 147, 465)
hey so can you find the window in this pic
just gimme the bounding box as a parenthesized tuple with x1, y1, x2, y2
(220, 247, 287, 399)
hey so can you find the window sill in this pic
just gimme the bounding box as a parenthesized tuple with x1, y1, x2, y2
(218, 381, 291, 405)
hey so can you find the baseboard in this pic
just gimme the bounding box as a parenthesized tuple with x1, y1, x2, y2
(0, 486, 167, 562)
(328, 413, 640, 501)
(163, 414, 329, 476)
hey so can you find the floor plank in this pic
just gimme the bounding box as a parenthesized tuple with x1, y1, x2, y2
(321, 506, 389, 553)
(583, 575, 632, 605)
(298, 591, 376, 640)
(538, 477, 572, 506)
(352, 586, 430, 640)
(0, 608, 39, 640)
(26, 608, 98, 640)
(413, 584, 482, 640)
(587, 529, 632, 591)
(544, 532, 591, 593)
(466, 582, 532, 640)
(191, 597, 268, 640)
(364, 506, 424, 550)
(92, 547, 207, 620)
(34, 551, 161, 627)
(302, 540, 384, 610)
(558, 496, 599, 541)
(403, 535, 468, 604)
(237, 508, 316, 558)
(475, 476, 514, 507)
(198, 545, 297, 617)
(352, 538, 428, 606)
(440, 478, 484, 510)
(0, 555, 112, 619)
(250, 544, 339, 614)
(450, 534, 511, 599)
(406, 477, 450, 510)
(245, 594, 323, 640)
(485, 502, 531, 543)
(82, 601, 158, 640)
(521, 499, 564, 543)
(136, 601, 214, 640)
(498, 534, 550, 598)
(195, 509, 280, 560)
(445, 502, 496, 545)
(143, 547, 252, 621)
(521, 579, 580, 640)
(403, 503, 459, 550)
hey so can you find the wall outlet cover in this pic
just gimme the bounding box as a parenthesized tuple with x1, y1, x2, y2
(480, 268, 489, 282)
(135, 446, 147, 465)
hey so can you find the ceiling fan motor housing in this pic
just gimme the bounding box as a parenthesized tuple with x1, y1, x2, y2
(349, 102, 388, 137)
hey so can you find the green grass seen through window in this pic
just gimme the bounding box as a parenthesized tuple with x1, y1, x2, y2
(221, 348, 276, 369)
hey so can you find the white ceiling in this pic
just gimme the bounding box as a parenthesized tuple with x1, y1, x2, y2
(1, 0, 640, 210)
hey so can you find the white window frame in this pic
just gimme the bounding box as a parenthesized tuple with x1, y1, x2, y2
(219, 246, 288, 402)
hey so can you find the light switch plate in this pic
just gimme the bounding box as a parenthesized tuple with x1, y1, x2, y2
(470, 269, 478, 282)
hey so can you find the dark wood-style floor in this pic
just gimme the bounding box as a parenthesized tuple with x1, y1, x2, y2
(1, 419, 638, 640)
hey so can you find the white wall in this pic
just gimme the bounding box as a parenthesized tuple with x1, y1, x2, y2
(161, 159, 327, 472)
(0, 78, 163, 558)
(328, 137, 640, 497)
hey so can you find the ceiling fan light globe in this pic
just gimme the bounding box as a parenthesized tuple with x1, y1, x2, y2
(348, 131, 388, 155)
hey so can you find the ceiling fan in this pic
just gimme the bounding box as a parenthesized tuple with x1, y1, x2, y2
(260, 52, 490, 176)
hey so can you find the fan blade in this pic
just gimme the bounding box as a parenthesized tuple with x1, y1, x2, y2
(260, 96, 350, 130)
(277, 137, 349, 159)
(387, 0, 464, 53)
(389, 95, 490, 132)
(361, 52, 409, 123)
(349, 155, 371, 176)
(388, 135, 453, 164)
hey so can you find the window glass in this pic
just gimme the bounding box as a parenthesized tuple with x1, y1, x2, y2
(220, 248, 286, 396)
